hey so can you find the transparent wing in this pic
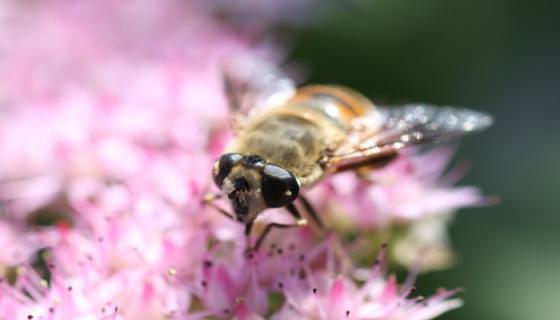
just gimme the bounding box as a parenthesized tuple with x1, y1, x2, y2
(327, 104, 494, 172)
(223, 54, 296, 131)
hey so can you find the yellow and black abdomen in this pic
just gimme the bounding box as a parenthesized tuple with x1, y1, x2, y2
(287, 85, 375, 130)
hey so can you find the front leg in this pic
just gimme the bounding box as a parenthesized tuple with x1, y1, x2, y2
(252, 203, 307, 251)
(253, 220, 307, 252)
(205, 193, 255, 255)
(299, 195, 325, 229)
(203, 193, 234, 220)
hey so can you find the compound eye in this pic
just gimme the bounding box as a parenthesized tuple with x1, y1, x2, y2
(213, 153, 243, 187)
(261, 164, 299, 208)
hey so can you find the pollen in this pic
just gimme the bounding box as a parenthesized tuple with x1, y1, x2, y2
(168, 267, 177, 276)
(16, 266, 26, 275)
(203, 193, 217, 202)
(213, 161, 219, 176)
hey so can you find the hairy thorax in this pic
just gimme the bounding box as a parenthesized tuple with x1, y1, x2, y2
(227, 114, 332, 186)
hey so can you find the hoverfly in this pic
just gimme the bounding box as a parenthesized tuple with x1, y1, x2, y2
(205, 56, 493, 251)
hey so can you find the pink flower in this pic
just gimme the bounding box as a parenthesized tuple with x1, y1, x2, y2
(271, 240, 462, 320)
(0, 0, 486, 318)
(0, 262, 191, 319)
(307, 148, 490, 271)
(0, 221, 41, 268)
(195, 259, 269, 318)
(315, 148, 487, 229)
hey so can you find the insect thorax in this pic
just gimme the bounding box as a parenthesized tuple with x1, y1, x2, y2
(227, 112, 337, 186)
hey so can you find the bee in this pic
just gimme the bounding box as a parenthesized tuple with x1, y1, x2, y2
(205, 56, 493, 250)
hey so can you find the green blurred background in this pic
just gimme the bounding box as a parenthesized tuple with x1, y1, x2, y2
(290, 0, 559, 319)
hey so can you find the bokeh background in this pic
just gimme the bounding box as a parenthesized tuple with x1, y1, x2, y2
(288, 0, 559, 319)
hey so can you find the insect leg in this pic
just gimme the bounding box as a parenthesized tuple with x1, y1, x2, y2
(252, 203, 307, 251)
(330, 147, 398, 174)
(202, 193, 234, 220)
(243, 221, 254, 253)
(222, 70, 244, 113)
(286, 203, 305, 222)
(253, 220, 307, 252)
(299, 196, 325, 229)
(244, 221, 254, 235)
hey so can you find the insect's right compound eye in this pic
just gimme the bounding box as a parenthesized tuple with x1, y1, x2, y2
(261, 164, 299, 208)
(213, 153, 243, 187)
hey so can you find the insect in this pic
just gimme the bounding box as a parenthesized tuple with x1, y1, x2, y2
(204, 56, 493, 251)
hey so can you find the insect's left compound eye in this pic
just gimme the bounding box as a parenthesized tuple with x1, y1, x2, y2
(261, 164, 299, 208)
(213, 153, 243, 187)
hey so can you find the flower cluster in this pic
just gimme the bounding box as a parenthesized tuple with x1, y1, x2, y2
(311, 148, 488, 271)
(0, 1, 484, 319)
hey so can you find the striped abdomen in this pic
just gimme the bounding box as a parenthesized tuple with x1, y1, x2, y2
(286, 85, 375, 130)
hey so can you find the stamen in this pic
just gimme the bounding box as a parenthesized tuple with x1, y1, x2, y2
(16, 266, 26, 276)
(400, 286, 417, 301)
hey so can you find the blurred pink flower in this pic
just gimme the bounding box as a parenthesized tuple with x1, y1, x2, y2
(313, 148, 487, 229)
(0, 221, 41, 268)
(0, 261, 191, 319)
(0, 0, 272, 219)
(306, 148, 489, 271)
(0, 0, 481, 318)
